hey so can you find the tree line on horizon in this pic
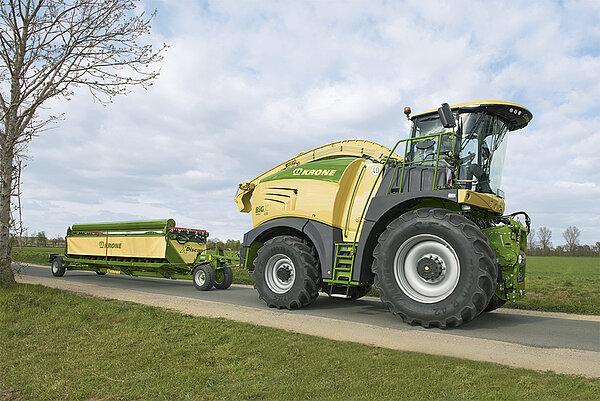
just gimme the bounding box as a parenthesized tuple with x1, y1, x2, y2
(527, 226, 599, 257)
(13, 228, 599, 258)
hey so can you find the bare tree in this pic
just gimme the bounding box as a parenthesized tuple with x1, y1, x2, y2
(537, 226, 552, 255)
(562, 226, 581, 255)
(0, 0, 166, 287)
(527, 227, 536, 254)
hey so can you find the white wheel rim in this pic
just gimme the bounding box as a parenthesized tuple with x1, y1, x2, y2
(52, 261, 58, 273)
(195, 269, 206, 286)
(265, 254, 295, 294)
(394, 234, 460, 303)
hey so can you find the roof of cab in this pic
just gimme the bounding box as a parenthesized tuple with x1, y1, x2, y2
(411, 100, 533, 131)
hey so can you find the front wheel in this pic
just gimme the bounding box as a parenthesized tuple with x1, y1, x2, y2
(253, 236, 321, 309)
(483, 297, 506, 312)
(372, 208, 497, 328)
(192, 264, 214, 291)
(51, 258, 65, 277)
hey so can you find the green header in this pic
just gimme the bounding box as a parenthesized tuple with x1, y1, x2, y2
(260, 158, 356, 184)
(71, 219, 176, 233)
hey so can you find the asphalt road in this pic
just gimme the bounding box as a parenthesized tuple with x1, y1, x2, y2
(17, 263, 599, 353)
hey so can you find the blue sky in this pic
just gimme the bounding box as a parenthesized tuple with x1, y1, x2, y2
(23, 0, 600, 247)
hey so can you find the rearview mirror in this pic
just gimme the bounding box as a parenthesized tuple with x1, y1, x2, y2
(438, 103, 456, 128)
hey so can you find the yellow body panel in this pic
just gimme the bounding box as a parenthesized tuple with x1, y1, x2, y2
(457, 189, 505, 214)
(251, 158, 383, 238)
(236, 139, 401, 213)
(67, 236, 167, 259)
(168, 239, 207, 264)
(411, 100, 531, 118)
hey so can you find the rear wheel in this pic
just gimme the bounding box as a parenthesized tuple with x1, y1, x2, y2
(51, 258, 65, 277)
(253, 236, 321, 309)
(372, 208, 496, 328)
(192, 264, 214, 291)
(214, 267, 233, 289)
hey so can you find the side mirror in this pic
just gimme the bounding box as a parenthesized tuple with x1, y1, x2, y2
(438, 103, 456, 128)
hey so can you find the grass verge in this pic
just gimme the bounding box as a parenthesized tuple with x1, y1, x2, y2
(504, 256, 600, 314)
(1, 284, 599, 401)
(11, 247, 600, 315)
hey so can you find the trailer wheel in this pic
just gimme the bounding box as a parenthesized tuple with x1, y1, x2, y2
(372, 208, 496, 328)
(192, 264, 214, 291)
(51, 258, 65, 277)
(214, 267, 233, 290)
(253, 235, 321, 309)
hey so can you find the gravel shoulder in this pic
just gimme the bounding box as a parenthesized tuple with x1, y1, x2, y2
(15, 264, 600, 378)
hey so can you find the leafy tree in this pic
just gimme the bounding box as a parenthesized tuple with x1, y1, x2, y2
(36, 230, 47, 246)
(0, 0, 166, 287)
(562, 226, 581, 255)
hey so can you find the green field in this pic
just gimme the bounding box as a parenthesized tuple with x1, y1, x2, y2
(1, 284, 598, 401)
(507, 256, 600, 314)
(11, 247, 599, 315)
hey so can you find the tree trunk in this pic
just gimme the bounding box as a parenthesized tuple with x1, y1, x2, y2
(0, 135, 16, 287)
(0, 73, 19, 287)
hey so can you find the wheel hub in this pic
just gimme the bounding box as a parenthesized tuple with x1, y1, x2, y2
(416, 257, 443, 281)
(265, 254, 296, 294)
(276, 266, 292, 282)
(393, 234, 460, 303)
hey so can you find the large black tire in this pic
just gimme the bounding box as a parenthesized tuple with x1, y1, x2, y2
(483, 297, 506, 312)
(51, 258, 65, 277)
(253, 236, 321, 309)
(192, 264, 214, 291)
(214, 267, 233, 289)
(372, 208, 497, 328)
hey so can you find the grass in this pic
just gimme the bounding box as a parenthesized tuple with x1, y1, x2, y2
(504, 256, 600, 315)
(11, 245, 63, 266)
(11, 247, 600, 315)
(1, 284, 598, 401)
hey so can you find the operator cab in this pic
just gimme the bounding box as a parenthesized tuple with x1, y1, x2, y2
(406, 100, 532, 197)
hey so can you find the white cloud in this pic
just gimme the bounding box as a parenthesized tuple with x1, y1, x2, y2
(19, 0, 600, 246)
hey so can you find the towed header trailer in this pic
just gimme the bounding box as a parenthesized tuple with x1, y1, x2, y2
(48, 219, 239, 290)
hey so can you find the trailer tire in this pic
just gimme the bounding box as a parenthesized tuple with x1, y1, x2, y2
(214, 267, 233, 289)
(51, 258, 65, 277)
(253, 235, 321, 309)
(192, 264, 214, 291)
(372, 208, 496, 328)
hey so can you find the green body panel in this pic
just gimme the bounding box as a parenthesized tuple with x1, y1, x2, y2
(71, 219, 176, 233)
(241, 241, 263, 270)
(259, 158, 355, 184)
(483, 217, 528, 302)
